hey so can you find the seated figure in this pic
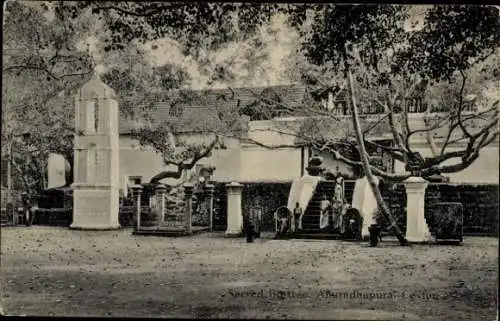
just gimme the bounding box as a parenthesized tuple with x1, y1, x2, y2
(275, 206, 291, 236)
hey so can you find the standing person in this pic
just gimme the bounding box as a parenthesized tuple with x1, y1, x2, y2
(319, 195, 331, 230)
(331, 175, 344, 231)
(22, 192, 35, 226)
(293, 202, 303, 231)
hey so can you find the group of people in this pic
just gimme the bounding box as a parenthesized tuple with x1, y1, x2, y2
(276, 172, 348, 235)
(319, 175, 347, 232)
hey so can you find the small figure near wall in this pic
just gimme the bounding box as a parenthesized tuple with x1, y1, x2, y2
(243, 215, 256, 243)
(293, 202, 303, 231)
(274, 206, 291, 238)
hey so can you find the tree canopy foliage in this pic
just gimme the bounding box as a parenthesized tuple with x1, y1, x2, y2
(397, 5, 500, 80)
(3, 2, 499, 193)
(3, 1, 95, 192)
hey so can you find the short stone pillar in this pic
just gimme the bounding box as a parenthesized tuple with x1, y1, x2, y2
(131, 185, 143, 230)
(155, 184, 167, 225)
(225, 182, 244, 237)
(204, 184, 215, 231)
(184, 184, 194, 234)
(404, 176, 431, 243)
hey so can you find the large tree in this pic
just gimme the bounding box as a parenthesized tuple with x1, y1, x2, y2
(275, 5, 499, 244)
(203, 5, 498, 244)
(52, 1, 306, 188)
(294, 5, 499, 177)
(8, 3, 498, 241)
(2, 1, 95, 193)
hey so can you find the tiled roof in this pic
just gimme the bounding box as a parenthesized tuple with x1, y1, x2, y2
(46, 84, 309, 135)
(47, 84, 497, 147)
(117, 84, 308, 134)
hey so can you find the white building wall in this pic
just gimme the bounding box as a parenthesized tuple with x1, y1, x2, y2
(118, 135, 242, 195)
(239, 145, 304, 183)
(394, 143, 499, 184)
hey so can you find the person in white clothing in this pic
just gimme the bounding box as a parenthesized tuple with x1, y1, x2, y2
(319, 195, 331, 230)
(331, 176, 346, 231)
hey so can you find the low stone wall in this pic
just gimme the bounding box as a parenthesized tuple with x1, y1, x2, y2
(424, 183, 498, 236)
(377, 183, 498, 236)
(240, 181, 498, 235)
(33, 209, 73, 226)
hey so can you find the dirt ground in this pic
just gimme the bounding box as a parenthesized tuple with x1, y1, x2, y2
(0, 226, 497, 320)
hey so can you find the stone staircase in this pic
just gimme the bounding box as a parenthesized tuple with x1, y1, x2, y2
(293, 180, 356, 240)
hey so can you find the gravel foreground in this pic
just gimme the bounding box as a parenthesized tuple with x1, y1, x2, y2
(0, 226, 497, 320)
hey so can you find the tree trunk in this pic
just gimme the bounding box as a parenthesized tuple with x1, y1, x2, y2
(346, 66, 408, 246)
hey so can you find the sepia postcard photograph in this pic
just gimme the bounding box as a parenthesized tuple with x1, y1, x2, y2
(1, 2, 499, 320)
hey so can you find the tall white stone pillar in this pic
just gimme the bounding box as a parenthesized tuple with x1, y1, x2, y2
(404, 176, 431, 243)
(70, 71, 121, 230)
(225, 182, 244, 237)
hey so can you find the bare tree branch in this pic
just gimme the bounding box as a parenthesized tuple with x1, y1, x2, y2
(456, 70, 473, 140)
(150, 134, 220, 183)
(312, 140, 409, 180)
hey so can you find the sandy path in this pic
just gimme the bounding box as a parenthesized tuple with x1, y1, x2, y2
(1, 227, 497, 320)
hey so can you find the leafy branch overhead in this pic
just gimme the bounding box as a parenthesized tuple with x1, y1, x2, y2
(3, 2, 499, 193)
(57, 2, 300, 53)
(396, 5, 500, 80)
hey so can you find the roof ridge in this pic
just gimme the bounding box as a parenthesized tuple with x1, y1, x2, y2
(115, 83, 307, 99)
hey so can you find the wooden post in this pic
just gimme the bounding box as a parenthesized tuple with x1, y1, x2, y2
(184, 184, 194, 234)
(204, 184, 215, 231)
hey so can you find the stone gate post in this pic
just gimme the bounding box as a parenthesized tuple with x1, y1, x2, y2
(155, 184, 167, 225)
(225, 182, 244, 237)
(184, 184, 194, 234)
(404, 176, 431, 243)
(131, 185, 143, 230)
(204, 184, 215, 231)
